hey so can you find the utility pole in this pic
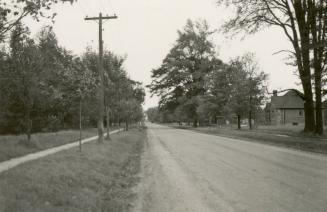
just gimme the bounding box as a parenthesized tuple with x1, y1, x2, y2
(85, 13, 117, 143)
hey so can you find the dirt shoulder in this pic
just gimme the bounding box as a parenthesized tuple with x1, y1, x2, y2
(133, 124, 214, 212)
(0, 129, 145, 212)
(171, 125, 327, 155)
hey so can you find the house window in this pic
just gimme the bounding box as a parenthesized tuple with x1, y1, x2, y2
(299, 110, 303, 116)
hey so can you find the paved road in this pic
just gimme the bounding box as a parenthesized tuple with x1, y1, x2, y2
(134, 123, 327, 212)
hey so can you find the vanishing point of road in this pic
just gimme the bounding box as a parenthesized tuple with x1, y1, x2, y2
(134, 123, 327, 212)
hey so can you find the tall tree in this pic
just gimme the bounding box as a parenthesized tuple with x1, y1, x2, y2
(308, 0, 327, 134)
(103, 51, 125, 139)
(7, 23, 42, 143)
(149, 19, 222, 127)
(225, 54, 267, 129)
(217, 0, 325, 133)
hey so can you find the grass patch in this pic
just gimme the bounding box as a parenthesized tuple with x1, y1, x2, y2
(0, 127, 121, 162)
(0, 129, 145, 212)
(171, 125, 327, 154)
(256, 124, 306, 135)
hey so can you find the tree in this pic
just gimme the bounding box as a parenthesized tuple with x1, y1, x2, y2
(119, 79, 145, 131)
(79, 48, 102, 129)
(146, 107, 160, 122)
(308, 1, 327, 134)
(0, 27, 99, 139)
(0, 47, 10, 132)
(217, 0, 326, 134)
(225, 54, 267, 129)
(36, 27, 71, 130)
(0, 0, 75, 42)
(7, 23, 42, 143)
(149, 19, 223, 127)
(196, 95, 219, 125)
(58, 55, 96, 151)
(0, 23, 146, 141)
(103, 51, 125, 139)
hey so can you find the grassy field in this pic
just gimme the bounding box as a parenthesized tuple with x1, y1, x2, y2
(0, 127, 122, 162)
(0, 128, 145, 212)
(171, 124, 327, 154)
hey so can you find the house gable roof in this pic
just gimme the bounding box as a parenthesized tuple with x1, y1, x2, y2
(271, 90, 304, 109)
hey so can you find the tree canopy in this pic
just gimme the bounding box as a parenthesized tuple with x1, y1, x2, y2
(149, 19, 223, 126)
(0, 22, 145, 142)
(149, 19, 267, 128)
(0, 0, 75, 42)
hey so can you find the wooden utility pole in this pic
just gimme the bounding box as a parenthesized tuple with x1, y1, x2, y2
(85, 13, 117, 143)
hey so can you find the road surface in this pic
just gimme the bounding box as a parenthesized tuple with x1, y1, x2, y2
(134, 123, 327, 212)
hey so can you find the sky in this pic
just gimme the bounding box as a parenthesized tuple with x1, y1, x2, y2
(23, 0, 300, 109)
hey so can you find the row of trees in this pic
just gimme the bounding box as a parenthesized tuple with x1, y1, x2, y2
(217, 0, 327, 134)
(0, 22, 145, 143)
(148, 20, 267, 129)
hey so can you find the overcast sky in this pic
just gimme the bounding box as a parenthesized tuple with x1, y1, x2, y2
(24, 0, 300, 109)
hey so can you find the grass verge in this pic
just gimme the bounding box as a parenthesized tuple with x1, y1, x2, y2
(0, 128, 145, 212)
(0, 127, 121, 162)
(172, 125, 327, 155)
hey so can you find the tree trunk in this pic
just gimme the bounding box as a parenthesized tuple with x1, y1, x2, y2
(315, 78, 323, 134)
(25, 98, 32, 145)
(301, 45, 316, 133)
(97, 120, 104, 143)
(97, 76, 104, 143)
(125, 120, 129, 131)
(248, 111, 252, 130)
(300, 44, 316, 133)
(313, 41, 323, 134)
(237, 115, 241, 130)
(79, 98, 82, 152)
(26, 119, 32, 144)
(293, 1, 316, 133)
(192, 118, 198, 128)
(302, 81, 316, 133)
(106, 106, 111, 140)
(309, 3, 324, 135)
(249, 95, 252, 130)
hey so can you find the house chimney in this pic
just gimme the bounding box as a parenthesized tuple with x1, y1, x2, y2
(273, 90, 278, 97)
